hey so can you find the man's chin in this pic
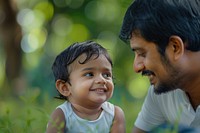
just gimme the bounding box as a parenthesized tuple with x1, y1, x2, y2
(153, 85, 162, 95)
(153, 85, 170, 95)
(153, 84, 177, 95)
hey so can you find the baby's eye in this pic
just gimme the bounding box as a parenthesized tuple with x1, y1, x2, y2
(84, 73, 94, 77)
(102, 73, 112, 79)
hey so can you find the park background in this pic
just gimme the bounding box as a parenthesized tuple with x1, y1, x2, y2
(0, 0, 150, 132)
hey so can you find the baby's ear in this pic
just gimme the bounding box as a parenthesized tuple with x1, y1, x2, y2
(55, 79, 71, 97)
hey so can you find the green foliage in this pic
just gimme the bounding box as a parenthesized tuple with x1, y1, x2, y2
(0, 89, 52, 133)
(0, 87, 142, 133)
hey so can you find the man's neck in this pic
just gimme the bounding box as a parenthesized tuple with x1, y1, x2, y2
(186, 90, 200, 111)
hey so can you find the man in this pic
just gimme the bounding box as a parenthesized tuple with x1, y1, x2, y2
(119, 0, 200, 133)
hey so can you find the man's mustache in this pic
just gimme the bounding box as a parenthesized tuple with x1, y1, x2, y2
(142, 70, 155, 76)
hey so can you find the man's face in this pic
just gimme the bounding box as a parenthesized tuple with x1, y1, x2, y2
(130, 35, 180, 94)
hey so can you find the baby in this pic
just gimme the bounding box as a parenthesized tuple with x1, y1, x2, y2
(46, 40, 125, 133)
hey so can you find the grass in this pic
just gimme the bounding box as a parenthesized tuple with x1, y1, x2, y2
(0, 88, 182, 133)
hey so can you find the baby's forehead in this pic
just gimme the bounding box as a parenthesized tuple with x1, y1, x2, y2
(68, 53, 111, 71)
(68, 53, 98, 70)
(75, 53, 89, 62)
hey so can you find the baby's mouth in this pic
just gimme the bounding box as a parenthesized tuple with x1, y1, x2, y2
(90, 88, 107, 93)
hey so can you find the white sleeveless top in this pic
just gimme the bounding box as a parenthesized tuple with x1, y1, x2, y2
(57, 101, 115, 133)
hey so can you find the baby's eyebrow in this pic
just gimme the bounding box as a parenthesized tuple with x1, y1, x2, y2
(82, 67, 112, 72)
(82, 67, 94, 71)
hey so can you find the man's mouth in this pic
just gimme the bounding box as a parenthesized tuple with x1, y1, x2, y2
(141, 70, 156, 85)
(142, 70, 154, 76)
(149, 75, 155, 85)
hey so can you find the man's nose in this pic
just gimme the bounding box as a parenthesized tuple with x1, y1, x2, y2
(133, 57, 144, 73)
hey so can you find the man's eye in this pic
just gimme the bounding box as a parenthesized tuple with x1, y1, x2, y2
(136, 51, 146, 57)
(139, 53, 146, 57)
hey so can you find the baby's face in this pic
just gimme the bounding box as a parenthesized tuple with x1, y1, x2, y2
(67, 54, 114, 108)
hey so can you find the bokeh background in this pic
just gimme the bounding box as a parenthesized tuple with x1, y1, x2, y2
(0, 0, 150, 132)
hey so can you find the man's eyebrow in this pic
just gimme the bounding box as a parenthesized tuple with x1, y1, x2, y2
(131, 48, 136, 52)
(131, 47, 142, 52)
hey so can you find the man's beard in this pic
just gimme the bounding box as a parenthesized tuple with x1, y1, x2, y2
(154, 57, 180, 95)
(153, 77, 178, 94)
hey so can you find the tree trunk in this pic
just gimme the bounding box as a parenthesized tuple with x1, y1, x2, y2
(0, 0, 23, 94)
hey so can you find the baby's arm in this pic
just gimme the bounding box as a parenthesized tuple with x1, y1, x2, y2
(46, 108, 65, 133)
(110, 106, 126, 133)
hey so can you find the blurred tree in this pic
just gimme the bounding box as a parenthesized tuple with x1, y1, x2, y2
(0, 0, 149, 100)
(0, 0, 22, 93)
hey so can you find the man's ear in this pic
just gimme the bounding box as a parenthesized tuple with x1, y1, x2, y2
(55, 79, 71, 97)
(167, 35, 185, 60)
